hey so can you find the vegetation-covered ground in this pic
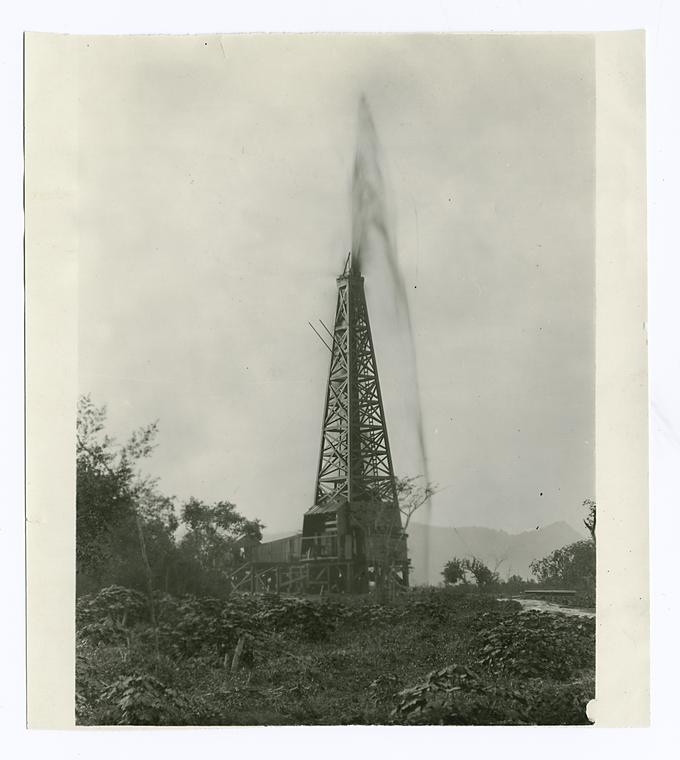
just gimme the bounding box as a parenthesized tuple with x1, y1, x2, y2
(75, 397, 596, 726)
(76, 585, 594, 726)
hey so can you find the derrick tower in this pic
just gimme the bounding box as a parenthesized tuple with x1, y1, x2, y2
(301, 257, 408, 593)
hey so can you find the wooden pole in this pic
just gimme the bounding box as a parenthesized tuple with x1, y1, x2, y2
(231, 635, 246, 673)
(134, 512, 160, 663)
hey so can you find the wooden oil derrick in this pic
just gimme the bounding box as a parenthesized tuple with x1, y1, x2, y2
(300, 257, 408, 594)
(232, 257, 408, 596)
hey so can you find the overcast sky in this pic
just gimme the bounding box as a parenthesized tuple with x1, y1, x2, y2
(78, 33, 595, 536)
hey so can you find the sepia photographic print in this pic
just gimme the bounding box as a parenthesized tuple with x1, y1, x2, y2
(24, 31, 648, 729)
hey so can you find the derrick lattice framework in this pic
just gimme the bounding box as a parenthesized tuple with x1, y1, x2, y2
(315, 265, 398, 507)
(297, 259, 407, 594)
(230, 259, 408, 595)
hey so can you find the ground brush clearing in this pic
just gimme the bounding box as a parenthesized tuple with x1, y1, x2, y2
(76, 586, 594, 726)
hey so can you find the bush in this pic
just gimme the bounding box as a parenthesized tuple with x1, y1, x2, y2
(75, 585, 594, 726)
(471, 610, 594, 680)
(337, 587, 519, 630)
(392, 664, 594, 726)
(393, 664, 530, 725)
(77, 587, 347, 665)
(77, 585, 149, 624)
(99, 674, 192, 725)
(254, 597, 339, 641)
(77, 586, 149, 646)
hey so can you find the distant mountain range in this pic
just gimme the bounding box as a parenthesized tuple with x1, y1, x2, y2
(407, 521, 585, 585)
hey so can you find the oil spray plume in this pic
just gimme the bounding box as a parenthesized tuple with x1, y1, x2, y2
(351, 96, 397, 281)
(351, 95, 433, 571)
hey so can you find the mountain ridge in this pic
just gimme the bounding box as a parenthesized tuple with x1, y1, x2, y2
(407, 520, 585, 585)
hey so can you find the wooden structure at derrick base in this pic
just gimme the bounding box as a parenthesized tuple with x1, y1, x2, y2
(228, 257, 408, 595)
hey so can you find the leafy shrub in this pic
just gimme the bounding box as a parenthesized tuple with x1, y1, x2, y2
(75, 585, 593, 726)
(100, 674, 191, 725)
(471, 610, 594, 680)
(77, 585, 148, 625)
(524, 678, 594, 725)
(393, 664, 594, 726)
(78, 587, 348, 666)
(75, 687, 95, 724)
(254, 597, 338, 641)
(156, 596, 243, 659)
(393, 664, 530, 725)
(337, 588, 517, 630)
(77, 585, 148, 645)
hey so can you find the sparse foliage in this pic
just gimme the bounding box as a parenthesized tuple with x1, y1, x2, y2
(395, 475, 437, 531)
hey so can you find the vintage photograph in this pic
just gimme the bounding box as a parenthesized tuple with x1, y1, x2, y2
(66, 33, 598, 725)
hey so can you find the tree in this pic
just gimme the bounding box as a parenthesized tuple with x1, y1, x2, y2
(395, 475, 438, 532)
(176, 498, 264, 596)
(583, 499, 596, 544)
(180, 498, 263, 556)
(76, 395, 173, 593)
(529, 498, 596, 597)
(76, 395, 178, 659)
(441, 556, 499, 588)
(77, 394, 267, 600)
(529, 540, 595, 589)
(442, 558, 466, 585)
(464, 557, 499, 588)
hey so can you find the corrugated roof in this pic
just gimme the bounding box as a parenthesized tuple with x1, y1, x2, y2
(259, 530, 302, 543)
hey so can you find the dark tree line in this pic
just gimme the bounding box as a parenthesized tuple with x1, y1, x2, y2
(76, 395, 263, 599)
